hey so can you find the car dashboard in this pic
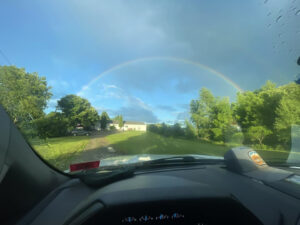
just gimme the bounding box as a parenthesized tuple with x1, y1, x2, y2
(18, 164, 300, 225)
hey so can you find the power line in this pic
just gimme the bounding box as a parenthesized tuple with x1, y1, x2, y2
(0, 49, 12, 65)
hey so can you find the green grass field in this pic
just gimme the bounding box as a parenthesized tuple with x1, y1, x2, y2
(106, 131, 230, 156)
(32, 131, 291, 171)
(31, 136, 90, 170)
(106, 131, 290, 162)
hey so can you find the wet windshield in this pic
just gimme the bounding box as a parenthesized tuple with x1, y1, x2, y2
(0, 0, 299, 172)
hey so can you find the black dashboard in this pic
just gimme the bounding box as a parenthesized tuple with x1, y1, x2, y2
(19, 164, 300, 225)
(83, 197, 262, 225)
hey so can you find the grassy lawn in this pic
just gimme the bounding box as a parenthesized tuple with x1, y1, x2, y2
(106, 131, 290, 163)
(31, 136, 90, 171)
(106, 131, 230, 156)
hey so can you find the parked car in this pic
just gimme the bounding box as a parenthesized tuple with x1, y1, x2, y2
(71, 129, 91, 136)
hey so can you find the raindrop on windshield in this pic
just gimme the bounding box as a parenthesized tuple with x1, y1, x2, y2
(267, 23, 272, 28)
(264, 0, 268, 3)
(296, 10, 300, 15)
(267, 12, 271, 16)
(276, 15, 282, 22)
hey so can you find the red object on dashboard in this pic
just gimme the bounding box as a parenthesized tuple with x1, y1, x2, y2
(69, 161, 100, 172)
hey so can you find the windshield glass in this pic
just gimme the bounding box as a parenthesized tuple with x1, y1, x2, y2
(0, 0, 300, 172)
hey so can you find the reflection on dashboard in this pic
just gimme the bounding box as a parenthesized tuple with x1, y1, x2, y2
(122, 213, 185, 223)
(121, 212, 214, 225)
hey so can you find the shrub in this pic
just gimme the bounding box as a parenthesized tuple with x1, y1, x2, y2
(230, 132, 244, 144)
(109, 125, 116, 131)
(185, 120, 197, 139)
(35, 112, 69, 138)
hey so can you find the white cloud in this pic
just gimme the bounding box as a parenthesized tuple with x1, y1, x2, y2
(104, 84, 118, 89)
(81, 83, 158, 122)
(82, 85, 89, 91)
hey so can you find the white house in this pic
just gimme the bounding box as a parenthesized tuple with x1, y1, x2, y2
(110, 121, 147, 131)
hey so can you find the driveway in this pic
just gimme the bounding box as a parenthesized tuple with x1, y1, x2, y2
(71, 132, 121, 164)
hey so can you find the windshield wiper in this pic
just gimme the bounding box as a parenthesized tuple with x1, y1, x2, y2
(139, 156, 224, 167)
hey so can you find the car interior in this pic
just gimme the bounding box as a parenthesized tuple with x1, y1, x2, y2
(1, 1, 300, 225)
(1, 106, 300, 225)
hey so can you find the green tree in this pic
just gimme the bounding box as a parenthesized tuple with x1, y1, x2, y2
(147, 124, 160, 133)
(0, 66, 52, 124)
(257, 81, 283, 131)
(233, 91, 263, 130)
(184, 120, 197, 139)
(190, 88, 216, 139)
(76, 107, 99, 130)
(171, 123, 184, 137)
(234, 81, 283, 132)
(57, 94, 99, 130)
(100, 111, 110, 130)
(35, 112, 69, 138)
(190, 88, 233, 141)
(115, 115, 124, 129)
(247, 126, 272, 146)
(210, 97, 233, 141)
(274, 83, 300, 145)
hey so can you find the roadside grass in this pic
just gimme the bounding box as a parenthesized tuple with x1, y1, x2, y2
(31, 136, 90, 171)
(106, 131, 290, 163)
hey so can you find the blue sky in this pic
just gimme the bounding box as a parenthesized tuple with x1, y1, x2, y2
(0, 0, 299, 123)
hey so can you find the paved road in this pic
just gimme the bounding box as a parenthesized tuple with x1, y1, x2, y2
(71, 133, 121, 164)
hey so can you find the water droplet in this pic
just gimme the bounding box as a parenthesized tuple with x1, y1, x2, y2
(267, 12, 272, 16)
(264, 0, 268, 3)
(281, 41, 285, 45)
(292, 7, 297, 11)
(296, 10, 300, 15)
(278, 33, 282, 37)
(276, 15, 282, 22)
(267, 23, 272, 28)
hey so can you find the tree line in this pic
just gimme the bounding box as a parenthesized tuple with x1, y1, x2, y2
(0, 66, 120, 139)
(148, 81, 300, 150)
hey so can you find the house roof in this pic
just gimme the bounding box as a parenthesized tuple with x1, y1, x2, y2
(124, 121, 145, 125)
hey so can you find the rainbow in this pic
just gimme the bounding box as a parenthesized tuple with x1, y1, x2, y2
(77, 56, 243, 94)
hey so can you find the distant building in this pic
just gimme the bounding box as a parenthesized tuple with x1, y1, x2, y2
(94, 120, 147, 131)
(110, 121, 147, 131)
